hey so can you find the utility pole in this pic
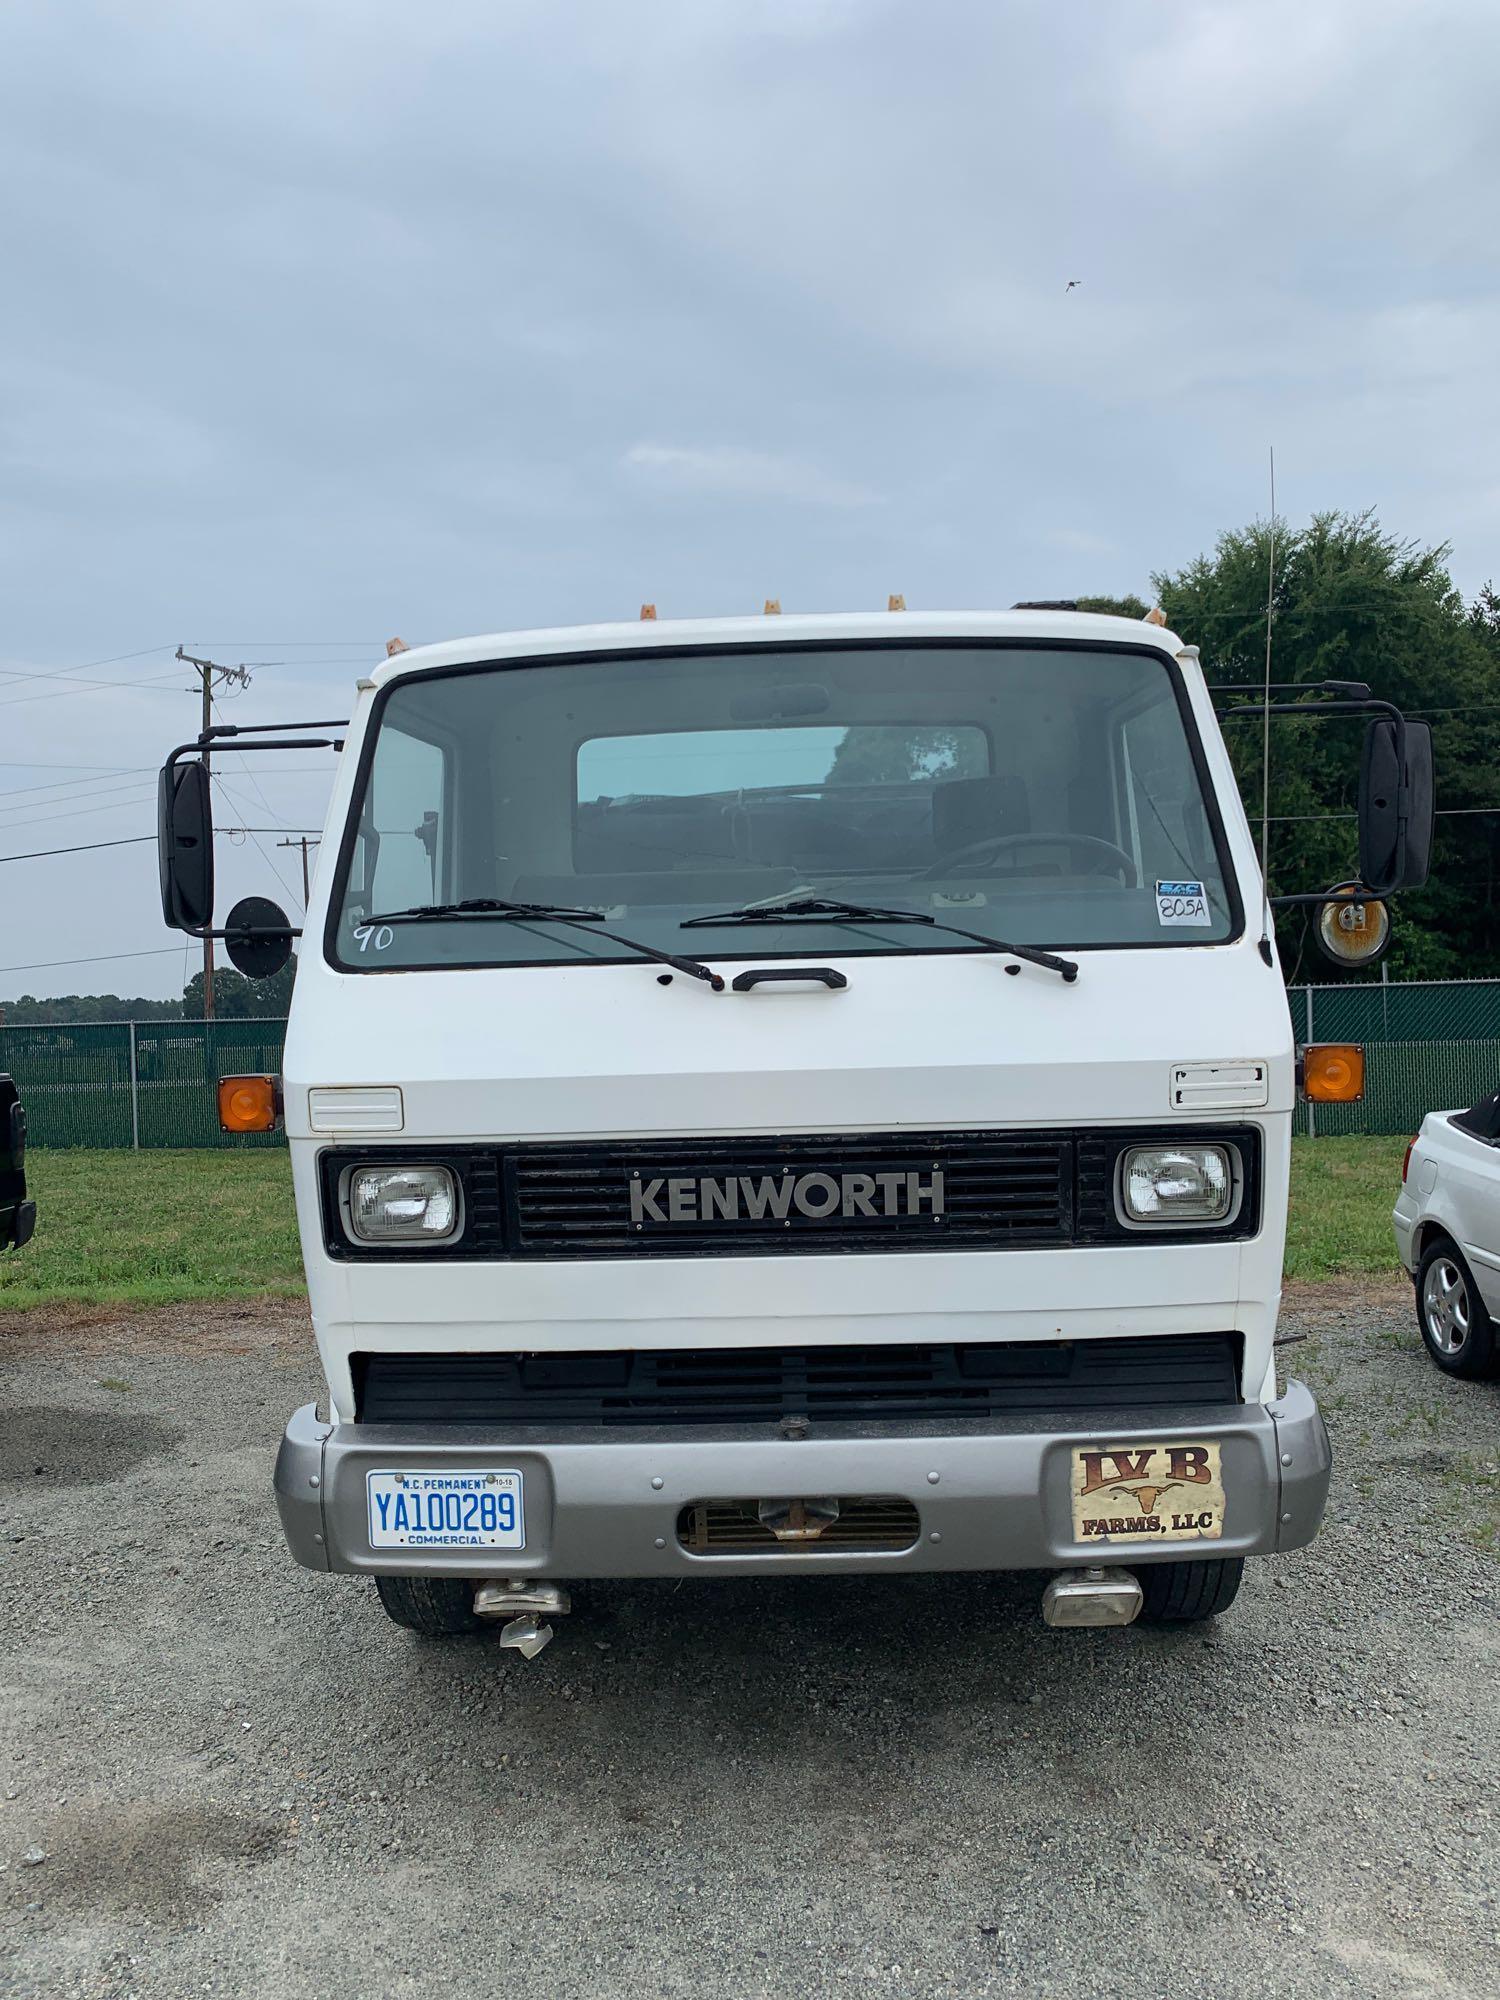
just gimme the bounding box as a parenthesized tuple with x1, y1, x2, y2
(278, 834, 320, 908)
(176, 646, 251, 1019)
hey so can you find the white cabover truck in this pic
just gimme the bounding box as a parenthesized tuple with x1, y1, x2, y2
(157, 607, 1433, 1649)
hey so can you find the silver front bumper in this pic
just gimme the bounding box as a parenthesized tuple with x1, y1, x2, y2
(274, 1379, 1330, 1577)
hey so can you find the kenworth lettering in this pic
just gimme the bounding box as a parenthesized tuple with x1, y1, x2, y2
(628, 1170, 945, 1226)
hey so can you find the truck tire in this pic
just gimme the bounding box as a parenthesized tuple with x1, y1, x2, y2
(1137, 1558, 1243, 1623)
(373, 1575, 486, 1636)
(1415, 1237, 1499, 1379)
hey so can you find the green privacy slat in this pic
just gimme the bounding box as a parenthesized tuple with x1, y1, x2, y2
(0, 1018, 288, 1149)
(4, 982, 1500, 1146)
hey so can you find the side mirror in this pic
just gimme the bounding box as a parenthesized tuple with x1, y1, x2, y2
(224, 895, 295, 980)
(157, 760, 215, 930)
(1358, 718, 1434, 894)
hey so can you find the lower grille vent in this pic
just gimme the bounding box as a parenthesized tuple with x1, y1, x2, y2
(354, 1332, 1240, 1427)
(678, 1497, 920, 1554)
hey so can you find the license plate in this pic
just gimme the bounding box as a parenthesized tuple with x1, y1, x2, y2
(366, 1470, 525, 1551)
(1070, 1441, 1225, 1544)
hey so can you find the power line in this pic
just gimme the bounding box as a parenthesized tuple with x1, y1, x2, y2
(0, 662, 168, 692)
(1269, 807, 1500, 824)
(187, 639, 384, 647)
(0, 645, 171, 691)
(0, 945, 184, 977)
(0, 759, 151, 773)
(0, 785, 157, 828)
(0, 834, 156, 864)
(0, 767, 147, 804)
(210, 771, 303, 905)
(0, 671, 185, 712)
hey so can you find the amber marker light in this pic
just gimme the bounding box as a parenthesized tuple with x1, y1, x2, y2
(1301, 1045, 1366, 1104)
(218, 1075, 280, 1133)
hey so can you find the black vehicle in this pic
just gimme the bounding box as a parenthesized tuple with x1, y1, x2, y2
(1, 1074, 35, 1251)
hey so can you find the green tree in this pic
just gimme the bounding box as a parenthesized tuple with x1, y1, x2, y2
(181, 955, 297, 1019)
(0, 991, 182, 1024)
(1152, 512, 1500, 980)
(825, 726, 988, 787)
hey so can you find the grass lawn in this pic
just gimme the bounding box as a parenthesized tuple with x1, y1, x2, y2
(1, 1137, 1410, 1311)
(1285, 1135, 1408, 1282)
(0, 1149, 302, 1312)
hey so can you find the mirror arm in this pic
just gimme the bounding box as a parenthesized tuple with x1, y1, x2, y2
(1221, 697, 1414, 897)
(1220, 696, 1406, 779)
(1210, 678, 1372, 700)
(200, 718, 348, 739)
(1269, 889, 1382, 907)
(175, 923, 303, 943)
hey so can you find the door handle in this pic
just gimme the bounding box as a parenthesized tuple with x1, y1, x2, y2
(730, 967, 849, 991)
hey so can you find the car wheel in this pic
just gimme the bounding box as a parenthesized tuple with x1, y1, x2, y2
(1415, 1239, 1499, 1379)
(374, 1575, 487, 1636)
(1137, 1558, 1244, 1623)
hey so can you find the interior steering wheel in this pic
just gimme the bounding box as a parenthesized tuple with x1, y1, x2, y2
(921, 831, 1139, 884)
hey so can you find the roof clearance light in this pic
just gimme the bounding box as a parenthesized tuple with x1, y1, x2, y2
(888, 594, 906, 612)
(640, 603, 657, 621)
(218, 1075, 280, 1133)
(1143, 606, 1167, 627)
(385, 637, 409, 657)
(764, 599, 781, 615)
(1302, 1044, 1366, 1103)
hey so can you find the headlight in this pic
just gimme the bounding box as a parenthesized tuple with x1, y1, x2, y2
(345, 1164, 460, 1244)
(1120, 1144, 1235, 1225)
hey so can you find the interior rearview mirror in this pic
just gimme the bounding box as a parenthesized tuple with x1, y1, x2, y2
(1358, 718, 1434, 894)
(157, 760, 215, 930)
(224, 895, 295, 980)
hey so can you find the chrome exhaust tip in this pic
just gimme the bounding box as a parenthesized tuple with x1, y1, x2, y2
(1041, 1566, 1142, 1628)
(498, 1614, 554, 1659)
(473, 1579, 571, 1658)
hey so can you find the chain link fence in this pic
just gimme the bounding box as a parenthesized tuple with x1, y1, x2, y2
(4, 982, 1500, 1146)
(1287, 978, 1500, 1136)
(0, 1019, 288, 1149)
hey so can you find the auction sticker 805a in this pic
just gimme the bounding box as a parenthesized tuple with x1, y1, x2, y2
(1070, 1441, 1225, 1543)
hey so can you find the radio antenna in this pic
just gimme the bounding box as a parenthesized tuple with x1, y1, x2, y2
(1260, 446, 1276, 881)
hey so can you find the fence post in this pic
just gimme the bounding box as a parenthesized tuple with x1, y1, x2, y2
(128, 1020, 140, 1151)
(1304, 985, 1315, 1140)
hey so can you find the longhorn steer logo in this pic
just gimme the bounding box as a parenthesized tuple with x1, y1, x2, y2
(1072, 1442, 1225, 1542)
(628, 1170, 945, 1225)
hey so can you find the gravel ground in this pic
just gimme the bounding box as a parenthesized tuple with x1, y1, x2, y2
(1, 1287, 1497, 2000)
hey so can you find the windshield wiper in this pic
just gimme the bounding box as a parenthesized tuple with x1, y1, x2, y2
(363, 899, 725, 989)
(681, 896, 1078, 983)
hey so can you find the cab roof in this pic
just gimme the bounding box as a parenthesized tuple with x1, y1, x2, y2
(369, 609, 1187, 687)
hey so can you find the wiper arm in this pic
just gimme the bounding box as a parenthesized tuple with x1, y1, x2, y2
(363, 899, 725, 990)
(681, 896, 1078, 983)
(683, 896, 934, 928)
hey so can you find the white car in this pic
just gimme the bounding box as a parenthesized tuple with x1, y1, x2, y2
(1393, 1092, 1500, 1378)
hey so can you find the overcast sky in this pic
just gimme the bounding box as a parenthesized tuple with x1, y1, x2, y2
(3, 0, 1497, 1000)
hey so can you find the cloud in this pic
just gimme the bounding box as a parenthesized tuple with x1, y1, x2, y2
(622, 444, 880, 509)
(1046, 528, 1121, 559)
(2, 0, 1499, 994)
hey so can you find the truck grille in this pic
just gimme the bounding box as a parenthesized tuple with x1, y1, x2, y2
(318, 1126, 1260, 1261)
(353, 1332, 1241, 1428)
(508, 1130, 1070, 1256)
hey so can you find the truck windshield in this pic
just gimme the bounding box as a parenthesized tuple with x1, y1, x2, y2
(328, 642, 1238, 971)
